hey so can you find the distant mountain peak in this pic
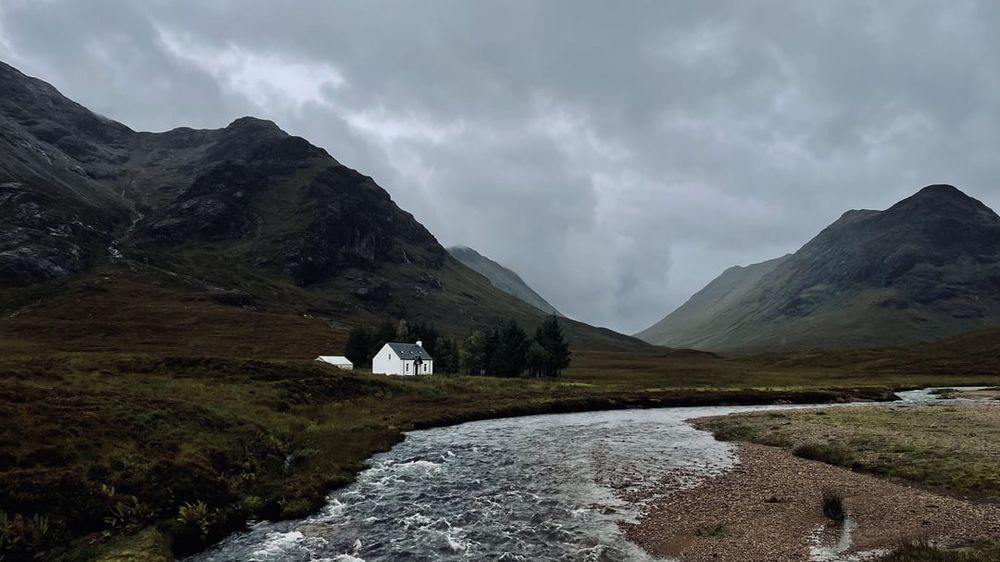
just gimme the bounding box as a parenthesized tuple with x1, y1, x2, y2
(448, 246, 562, 317)
(638, 184, 1000, 352)
(914, 183, 963, 197)
(226, 116, 284, 132)
(898, 184, 981, 209)
(884, 183, 998, 226)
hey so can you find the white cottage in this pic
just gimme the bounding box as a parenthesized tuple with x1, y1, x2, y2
(372, 341, 434, 376)
(315, 356, 354, 370)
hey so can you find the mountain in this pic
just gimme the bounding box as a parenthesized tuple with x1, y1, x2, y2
(638, 185, 1000, 352)
(448, 246, 562, 316)
(0, 60, 135, 284)
(0, 60, 644, 353)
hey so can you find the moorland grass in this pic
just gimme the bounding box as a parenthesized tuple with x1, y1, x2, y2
(1, 351, 992, 561)
(696, 404, 1000, 500)
(2, 266, 999, 560)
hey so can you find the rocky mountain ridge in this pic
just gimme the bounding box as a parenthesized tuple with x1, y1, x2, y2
(638, 185, 1000, 352)
(0, 60, 643, 350)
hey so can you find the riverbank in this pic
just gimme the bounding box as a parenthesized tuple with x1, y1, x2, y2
(625, 442, 1000, 562)
(643, 402, 1000, 561)
(932, 387, 1000, 400)
(2, 350, 995, 561)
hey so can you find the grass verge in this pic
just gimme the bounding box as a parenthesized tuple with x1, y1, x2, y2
(880, 542, 1000, 561)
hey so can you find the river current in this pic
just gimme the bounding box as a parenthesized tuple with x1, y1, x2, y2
(189, 388, 983, 562)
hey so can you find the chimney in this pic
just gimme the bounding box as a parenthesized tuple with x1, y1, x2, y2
(416, 340, 423, 348)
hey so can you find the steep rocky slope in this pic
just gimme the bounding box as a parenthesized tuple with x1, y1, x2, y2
(0, 61, 135, 284)
(448, 245, 562, 316)
(638, 185, 1000, 352)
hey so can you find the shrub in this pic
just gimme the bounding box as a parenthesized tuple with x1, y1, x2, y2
(241, 495, 264, 514)
(793, 442, 853, 466)
(712, 424, 757, 442)
(822, 490, 845, 522)
(176, 501, 216, 540)
(0, 511, 51, 557)
(279, 498, 315, 519)
(104, 495, 153, 533)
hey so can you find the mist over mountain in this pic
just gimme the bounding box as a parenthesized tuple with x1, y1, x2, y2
(638, 185, 1000, 352)
(448, 246, 562, 316)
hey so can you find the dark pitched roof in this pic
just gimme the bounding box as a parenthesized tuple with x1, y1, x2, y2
(386, 342, 433, 360)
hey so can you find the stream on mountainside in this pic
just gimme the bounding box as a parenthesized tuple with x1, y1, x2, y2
(187, 388, 990, 562)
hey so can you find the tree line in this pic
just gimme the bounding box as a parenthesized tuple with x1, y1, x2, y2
(344, 315, 570, 377)
(345, 319, 460, 373)
(460, 316, 570, 377)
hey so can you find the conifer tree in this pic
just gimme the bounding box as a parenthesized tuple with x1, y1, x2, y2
(491, 320, 529, 377)
(371, 320, 398, 358)
(345, 326, 372, 366)
(461, 331, 488, 375)
(535, 315, 570, 377)
(526, 341, 549, 377)
(396, 319, 411, 342)
(410, 321, 440, 356)
(435, 338, 460, 374)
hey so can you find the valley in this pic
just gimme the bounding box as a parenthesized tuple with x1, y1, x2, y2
(1, 55, 1000, 562)
(2, 319, 997, 560)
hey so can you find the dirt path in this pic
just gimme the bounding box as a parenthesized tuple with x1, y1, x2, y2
(624, 443, 1000, 562)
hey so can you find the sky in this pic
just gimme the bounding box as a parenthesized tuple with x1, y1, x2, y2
(3, 0, 1000, 333)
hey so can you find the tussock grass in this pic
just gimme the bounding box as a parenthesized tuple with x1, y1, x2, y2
(794, 443, 854, 467)
(698, 405, 1000, 502)
(821, 490, 846, 522)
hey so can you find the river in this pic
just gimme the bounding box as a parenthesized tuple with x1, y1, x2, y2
(188, 388, 986, 562)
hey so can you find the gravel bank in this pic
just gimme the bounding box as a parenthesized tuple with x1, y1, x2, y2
(624, 443, 1000, 562)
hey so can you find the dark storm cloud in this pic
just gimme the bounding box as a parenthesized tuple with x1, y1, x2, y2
(3, 0, 1000, 332)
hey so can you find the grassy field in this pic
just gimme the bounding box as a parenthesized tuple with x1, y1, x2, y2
(2, 267, 1000, 560)
(0, 350, 994, 561)
(696, 402, 1000, 559)
(696, 403, 1000, 500)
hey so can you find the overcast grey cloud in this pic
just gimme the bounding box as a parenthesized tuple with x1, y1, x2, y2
(3, 0, 1000, 332)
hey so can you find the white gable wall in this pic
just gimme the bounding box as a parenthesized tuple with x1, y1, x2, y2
(372, 343, 402, 375)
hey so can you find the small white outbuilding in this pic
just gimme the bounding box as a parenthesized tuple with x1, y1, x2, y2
(372, 341, 434, 376)
(315, 356, 354, 370)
